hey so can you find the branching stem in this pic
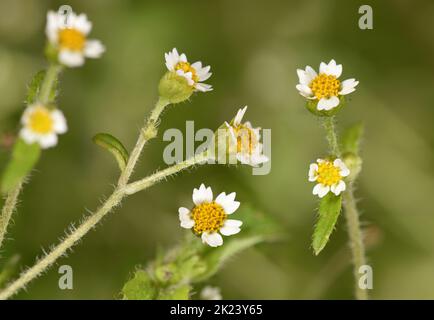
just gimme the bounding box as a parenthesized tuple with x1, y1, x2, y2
(117, 97, 170, 187)
(321, 116, 368, 300)
(0, 151, 208, 300)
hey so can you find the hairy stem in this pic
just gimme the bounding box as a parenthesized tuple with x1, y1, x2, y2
(118, 97, 170, 187)
(0, 190, 123, 300)
(322, 116, 341, 157)
(321, 117, 368, 300)
(0, 182, 23, 250)
(342, 183, 368, 300)
(125, 152, 209, 195)
(38, 63, 62, 104)
(0, 153, 208, 300)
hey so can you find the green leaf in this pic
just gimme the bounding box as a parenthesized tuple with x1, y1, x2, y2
(26, 70, 58, 105)
(92, 133, 129, 171)
(122, 269, 191, 300)
(121, 270, 156, 300)
(158, 284, 191, 300)
(312, 193, 342, 255)
(1, 139, 41, 193)
(342, 122, 364, 155)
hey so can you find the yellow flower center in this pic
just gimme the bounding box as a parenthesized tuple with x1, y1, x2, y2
(310, 74, 341, 99)
(191, 201, 227, 235)
(58, 28, 85, 51)
(28, 107, 54, 134)
(316, 161, 342, 186)
(233, 124, 258, 155)
(175, 62, 199, 83)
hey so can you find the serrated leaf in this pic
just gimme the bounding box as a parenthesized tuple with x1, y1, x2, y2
(1, 139, 41, 193)
(93, 133, 129, 171)
(26, 70, 58, 104)
(342, 122, 364, 155)
(312, 193, 342, 255)
(122, 270, 156, 300)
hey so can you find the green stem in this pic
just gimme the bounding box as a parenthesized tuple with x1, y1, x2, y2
(118, 97, 170, 187)
(38, 63, 62, 104)
(321, 116, 368, 300)
(125, 152, 209, 195)
(342, 183, 368, 300)
(0, 153, 209, 300)
(322, 116, 341, 157)
(0, 182, 23, 250)
(0, 190, 123, 300)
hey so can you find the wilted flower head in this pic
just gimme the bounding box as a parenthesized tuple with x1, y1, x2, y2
(296, 59, 358, 111)
(165, 48, 212, 92)
(46, 10, 105, 67)
(178, 184, 242, 247)
(20, 104, 67, 149)
(308, 158, 350, 198)
(224, 106, 268, 167)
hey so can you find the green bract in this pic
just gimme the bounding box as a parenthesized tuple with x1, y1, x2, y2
(305, 95, 346, 117)
(158, 72, 194, 104)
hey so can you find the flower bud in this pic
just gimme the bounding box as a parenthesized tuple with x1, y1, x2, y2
(155, 263, 177, 284)
(343, 152, 362, 181)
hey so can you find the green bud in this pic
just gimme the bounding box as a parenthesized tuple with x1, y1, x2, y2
(154, 263, 177, 283)
(158, 72, 194, 104)
(343, 152, 362, 181)
(305, 96, 346, 117)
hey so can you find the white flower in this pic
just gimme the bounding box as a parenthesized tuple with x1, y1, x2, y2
(46, 10, 105, 67)
(308, 158, 350, 198)
(178, 184, 242, 247)
(19, 104, 67, 149)
(296, 59, 359, 111)
(165, 48, 212, 92)
(224, 106, 269, 167)
(200, 286, 222, 300)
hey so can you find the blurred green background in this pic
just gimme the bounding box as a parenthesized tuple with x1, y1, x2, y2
(1, 0, 434, 299)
